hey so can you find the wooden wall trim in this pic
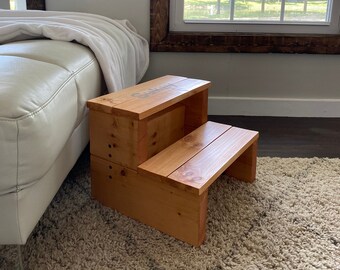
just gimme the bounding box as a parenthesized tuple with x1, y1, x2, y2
(150, 0, 340, 54)
(26, 0, 45, 10)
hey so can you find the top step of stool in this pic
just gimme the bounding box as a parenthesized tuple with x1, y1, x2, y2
(138, 121, 259, 195)
(87, 75, 211, 120)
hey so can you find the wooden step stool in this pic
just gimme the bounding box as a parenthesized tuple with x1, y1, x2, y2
(87, 75, 259, 246)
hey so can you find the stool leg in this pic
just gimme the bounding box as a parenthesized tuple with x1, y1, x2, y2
(225, 139, 258, 182)
(197, 189, 208, 247)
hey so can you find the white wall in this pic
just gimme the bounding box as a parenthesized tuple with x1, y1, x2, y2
(0, 0, 10, 9)
(46, 0, 340, 117)
(47, 0, 149, 38)
(0, 0, 26, 10)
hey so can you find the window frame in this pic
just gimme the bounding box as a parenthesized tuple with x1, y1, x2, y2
(26, 0, 45, 10)
(173, 0, 337, 35)
(150, 0, 340, 54)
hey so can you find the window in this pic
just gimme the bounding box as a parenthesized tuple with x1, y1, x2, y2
(170, 0, 339, 34)
(10, 0, 15, 9)
(9, 0, 27, 10)
(150, 0, 340, 54)
(183, 0, 331, 22)
(26, 0, 45, 10)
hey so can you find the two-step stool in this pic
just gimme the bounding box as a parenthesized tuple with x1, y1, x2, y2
(87, 75, 259, 246)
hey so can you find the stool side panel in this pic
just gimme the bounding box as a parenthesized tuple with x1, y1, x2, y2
(90, 155, 204, 246)
(89, 110, 139, 169)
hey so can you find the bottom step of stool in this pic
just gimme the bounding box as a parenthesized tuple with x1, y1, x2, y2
(139, 121, 259, 195)
(91, 121, 259, 246)
(91, 155, 207, 246)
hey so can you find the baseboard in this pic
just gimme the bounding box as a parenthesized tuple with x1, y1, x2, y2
(208, 97, 340, 117)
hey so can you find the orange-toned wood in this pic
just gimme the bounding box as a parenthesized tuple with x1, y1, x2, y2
(87, 75, 186, 114)
(139, 121, 231, 179)
(87, 76, 211, 120)
(113, 78, 210, 120)
(225, 138, 258, 182)
(168, 127, 259, 195)
(88, 75, 259, 247)
(91, 155, 207, 246)
(181, 88, 208, 135)
(137, 119, 149, 168)
(147, 105, 185, 157)
(90, 104, 187, 170)
(89, 110, 140, 169)
(198, 190, 208, 245)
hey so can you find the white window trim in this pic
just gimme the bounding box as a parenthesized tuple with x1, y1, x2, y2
(170, 0, 340, 34)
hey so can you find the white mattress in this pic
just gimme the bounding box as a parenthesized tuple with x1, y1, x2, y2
(0, 39, 103, 196)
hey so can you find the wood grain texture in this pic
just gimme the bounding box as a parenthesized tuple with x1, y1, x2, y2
(139, 121, 231, 178)
(87, 75, 185, 114)
(88, 76, 260, 247)
(91, 156, 207, 246)
(150, 0, 340, 54)
(26, 0, 45, 10)
(147, 105, 185, 157)
(87, 76, 211, 120)
(112, 78, 211, 120)
(87, 76, 212, 171)
(89, 106, 186, 170)
(180, 89, 208, 135)
(225, 139, 258, 182)
(168, 127, 259, 195)
(89, 111, 140, 169)
(150, 0, 169, 44)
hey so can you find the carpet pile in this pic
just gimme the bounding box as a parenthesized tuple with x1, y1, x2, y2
(1, 154, 339, 269)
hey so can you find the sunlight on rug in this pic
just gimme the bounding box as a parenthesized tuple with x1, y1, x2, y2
(1, 156, 339, 269)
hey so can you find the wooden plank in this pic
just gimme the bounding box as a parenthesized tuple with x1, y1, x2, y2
(180, 89, 208, 135)
(198, 189, 208, 245)
(137, 119, 149, 168)
(138, 121, 231, 178)
(87, 75, 186, 113)
(87, 75, 211, 119)
(225, 138, 258, 182)
(89, 110, 139, 169)
(112, 78, 211, 120)
(168, 127, 259, 195)
(91, 156, 207, 246)
(89, 103, 188, 171)
(147, 105, 185, 158)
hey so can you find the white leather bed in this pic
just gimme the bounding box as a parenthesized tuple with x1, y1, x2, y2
(0, 10, 149, 245)
(0, 39, 104, 244)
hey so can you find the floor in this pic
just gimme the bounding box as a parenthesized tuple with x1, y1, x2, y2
(208, 116, 340, 158)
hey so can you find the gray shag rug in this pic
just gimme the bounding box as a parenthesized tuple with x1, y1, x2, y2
(1, 152, 339, 270)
